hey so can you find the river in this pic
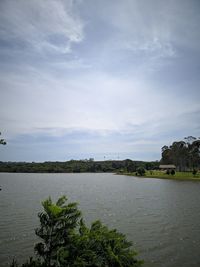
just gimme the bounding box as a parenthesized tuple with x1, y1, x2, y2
(0, 173, 200, 267)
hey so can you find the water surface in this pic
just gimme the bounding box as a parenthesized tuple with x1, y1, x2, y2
(0, 173, 200, 267)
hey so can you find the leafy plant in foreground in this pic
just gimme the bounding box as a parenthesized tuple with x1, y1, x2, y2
(11, 196, 143, 267)
(35, 196, 81, 266)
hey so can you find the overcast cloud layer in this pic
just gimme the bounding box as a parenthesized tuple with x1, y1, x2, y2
(0, 0, 200, 161)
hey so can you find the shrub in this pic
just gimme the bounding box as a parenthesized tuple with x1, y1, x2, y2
(11, 196, 143, 267)
(171, 169, 175, 175)
(192, 169, 197, 176)
(137, 167, 145, 176)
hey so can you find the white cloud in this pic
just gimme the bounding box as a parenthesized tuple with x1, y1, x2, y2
(0, 0, 84, 53)
(95, 0, 175, 58)
(91, 0, 200, 64)
(0, 0, 200, 161)
(1, 65, 199, 141)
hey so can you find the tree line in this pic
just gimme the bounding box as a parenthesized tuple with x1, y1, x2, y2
(0, 159, 159, 173)
(161, 136, 200, 171)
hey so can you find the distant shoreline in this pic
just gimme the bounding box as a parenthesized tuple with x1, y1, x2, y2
(0, 159, 159, 173)
(119, 171, 200, 181)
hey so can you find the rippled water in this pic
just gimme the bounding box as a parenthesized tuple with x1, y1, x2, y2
(0, 173, 200, 267)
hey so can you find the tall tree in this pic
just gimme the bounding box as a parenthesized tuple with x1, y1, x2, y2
(35, 196, 81, 267)
(161, 137, 200, 171)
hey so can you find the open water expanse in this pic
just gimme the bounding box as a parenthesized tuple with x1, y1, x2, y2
(0, 173, 200, 267)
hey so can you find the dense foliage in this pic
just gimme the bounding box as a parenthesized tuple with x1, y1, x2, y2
(135, 167, 145, 176)
(0, 159, 159, 173)
(11, 196, 143, 267)
(161, 136, 200, 171)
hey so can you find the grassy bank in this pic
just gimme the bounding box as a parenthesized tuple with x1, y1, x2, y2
(120, 170, 200, 181)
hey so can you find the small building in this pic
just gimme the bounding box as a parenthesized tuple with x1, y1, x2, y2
(159, 164, 176, 170)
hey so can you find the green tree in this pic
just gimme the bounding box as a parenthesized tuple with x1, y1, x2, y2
(12, 196, 143, 267)
(126, 160, 137, 172)
(136, 167, 145, 176)
(192, 169, 197, 176)
(161, 137, 200, 171)
(34, 196, 81, 267)
(190, 140, 200, 170)
(170, 169, 175, 175)
(161, 146, 171, 163)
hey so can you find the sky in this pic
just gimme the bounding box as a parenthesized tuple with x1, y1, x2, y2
(0, 0, 200, 162)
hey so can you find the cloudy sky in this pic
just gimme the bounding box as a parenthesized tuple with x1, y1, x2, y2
(0, 0, 200, 162)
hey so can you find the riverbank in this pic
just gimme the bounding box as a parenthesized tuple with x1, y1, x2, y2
(120, 170, 200, 181)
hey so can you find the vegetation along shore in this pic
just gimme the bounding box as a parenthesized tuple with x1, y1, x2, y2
(0, 136, 199, 180)
(119, 170, 200, 181)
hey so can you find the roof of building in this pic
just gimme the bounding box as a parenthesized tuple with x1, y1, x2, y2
(159, 164, 176, 169)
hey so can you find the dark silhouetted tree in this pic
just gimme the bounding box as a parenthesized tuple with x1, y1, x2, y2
(0, 132, 6, 145)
